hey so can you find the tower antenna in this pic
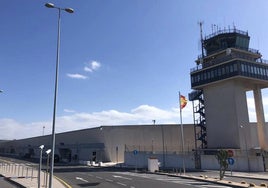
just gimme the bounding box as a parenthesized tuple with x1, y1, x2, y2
(198, 21, 205, 59)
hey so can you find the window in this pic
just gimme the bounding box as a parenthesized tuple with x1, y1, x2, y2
(254, 67, 257, 75)
(250, 66, 254, 74)
(197, 75, 200, 82)
(230, 64, 234, 73)
(211, 70, 214, 78)
(233, 63, 238, 71)
(218, 68, 222, 76)
(207, 71, 211, 79)
(241, 64, 245, 72)
(222, 67, 225, 75)
(226, 66, 229, 74)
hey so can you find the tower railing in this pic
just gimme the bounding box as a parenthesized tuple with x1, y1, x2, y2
(191, 53, 268, 73)
(198, 46, 260, 60)
(204, 28, 248, 40)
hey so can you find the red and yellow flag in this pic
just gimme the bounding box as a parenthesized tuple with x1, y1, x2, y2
(180, 95, 187, 109)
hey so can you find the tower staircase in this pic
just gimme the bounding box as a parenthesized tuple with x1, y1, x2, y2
(189, 89, 207, 149)
(189, 90, 207, 169)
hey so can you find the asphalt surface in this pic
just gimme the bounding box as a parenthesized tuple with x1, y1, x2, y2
(0, 175, 19, 188)
(54, 166, 234, 188)
(0, 156, 267, 188)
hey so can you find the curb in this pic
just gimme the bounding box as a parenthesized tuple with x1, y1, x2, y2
(54, 176, 72, 188)
(225, 174, 268, 181)
(4, 177, 26, 188)
(154, 172, 260, 188)
(176, 174, 248, 188)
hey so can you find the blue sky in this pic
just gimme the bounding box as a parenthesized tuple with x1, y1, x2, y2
(1, 0, 268, 139)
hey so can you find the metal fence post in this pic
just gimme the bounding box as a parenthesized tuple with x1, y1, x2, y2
(31, 167, 33, 181)
(17, 164, 19, 175)
(26, 167, 28, 177)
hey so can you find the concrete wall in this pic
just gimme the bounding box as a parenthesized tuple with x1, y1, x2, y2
(204, 79, 251, 149)
(124, 151, 195, 170)
(200, 154, 264, 172)
(124, 148, 266, 172)
(102, 124, 195, 163)
(0, 124, 195, 164)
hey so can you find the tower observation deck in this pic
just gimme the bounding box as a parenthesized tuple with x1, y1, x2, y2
(191, 28, 268, 90)
(190, 28, 268, 151)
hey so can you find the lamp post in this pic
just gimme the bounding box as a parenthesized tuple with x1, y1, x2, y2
(45, 149, 51, 188)
(161, 124, 166, 169)
(45, 3, 74, 188)
(43, 126, 45, 136)
(38, 145, 44, 188)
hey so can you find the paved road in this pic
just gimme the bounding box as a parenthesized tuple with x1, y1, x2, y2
(54, 167, 232, 188)
(0, 157, 266, 187)
(0, 176, 18, 188)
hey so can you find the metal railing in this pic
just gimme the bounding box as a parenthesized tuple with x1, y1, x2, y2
(198, 46, 260, 60)
(191, 53, 268, 73)
(204, 28, 248, 40)
(0, 162, 35, 179)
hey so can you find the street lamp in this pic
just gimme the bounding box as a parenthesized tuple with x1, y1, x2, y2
(43, 126, 45, 136)
(45, 3, 74, 188)
(45, 149, 51, 188)
(38, 145, 44, 188)
(160, 124, 166, 169)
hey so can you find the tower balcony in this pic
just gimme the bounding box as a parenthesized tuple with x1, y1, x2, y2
(190, 59, 268, 89)
(193, 47, 263, 72)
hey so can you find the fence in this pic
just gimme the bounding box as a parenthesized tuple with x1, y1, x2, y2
(0, 162, 51, 188)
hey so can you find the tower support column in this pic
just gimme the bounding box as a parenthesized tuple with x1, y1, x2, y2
(253, 87, 268, 149)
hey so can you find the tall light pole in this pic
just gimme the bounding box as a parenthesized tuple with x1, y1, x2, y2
(161, 124, 166, 169)
(38, 145, 44, 188)
(45, 3, 74, 188)
(45, 149, 51, 188)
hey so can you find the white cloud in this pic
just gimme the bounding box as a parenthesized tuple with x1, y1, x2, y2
(64, 109, 76, 113)
(91, 61, 101, 70)
(0, 104, 193, 140)
(84, 60, 101, 72)
(66, 73, 88, 79)
(67, 60, 101, 80)
(84, 66, 93, 72)
(0, 119, 50, 140)
(247, 97, 256, 122)
(131, 105, 178, 121)
(247, 95, 268, 122)
(3, 95, 268, 140)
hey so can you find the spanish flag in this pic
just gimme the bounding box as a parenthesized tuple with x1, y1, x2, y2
(180, 95, 187, 109)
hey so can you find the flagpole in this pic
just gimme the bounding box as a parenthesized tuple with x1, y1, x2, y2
(179, 91, 186, 174)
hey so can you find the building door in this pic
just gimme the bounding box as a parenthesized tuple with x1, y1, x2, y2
(59, 148, 72, 162)
(92, 151, 96, 162)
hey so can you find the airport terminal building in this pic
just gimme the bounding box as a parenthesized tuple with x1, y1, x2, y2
(1, 28, 268, 172)
(0, 124, 195, 165)
(0, 123, 267, 171)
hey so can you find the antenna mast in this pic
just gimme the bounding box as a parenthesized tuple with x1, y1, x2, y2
(198, 21, 204, 59)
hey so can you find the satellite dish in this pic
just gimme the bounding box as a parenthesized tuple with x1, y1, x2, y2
(226, 48, 232, 55)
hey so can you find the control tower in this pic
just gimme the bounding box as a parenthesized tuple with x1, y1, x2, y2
(189, 27, 268, 151)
